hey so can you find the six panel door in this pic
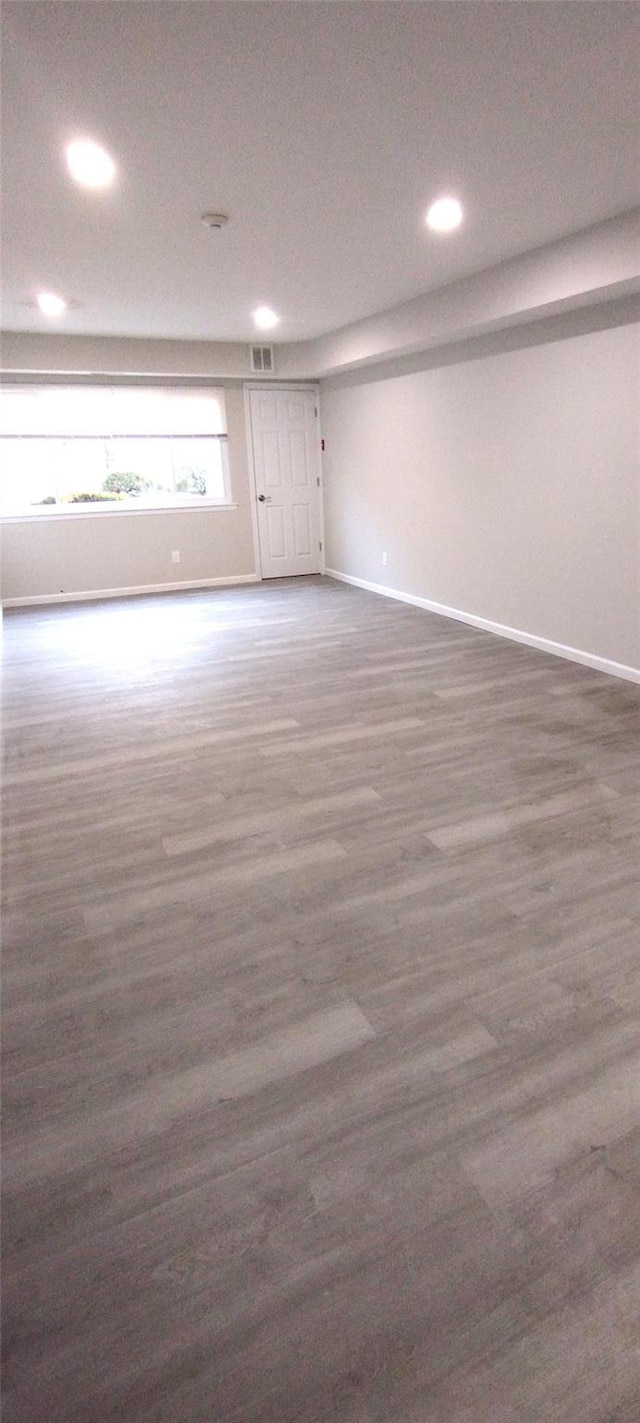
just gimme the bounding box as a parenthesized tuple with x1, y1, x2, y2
(250, 388, 321, 578)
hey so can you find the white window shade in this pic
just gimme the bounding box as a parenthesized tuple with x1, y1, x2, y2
(0, 385, 227, 437)
(0, 383, 231, 515)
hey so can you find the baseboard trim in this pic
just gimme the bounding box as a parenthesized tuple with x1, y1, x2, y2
(325, 568, 640, 685)
(3, 574, 260, 608)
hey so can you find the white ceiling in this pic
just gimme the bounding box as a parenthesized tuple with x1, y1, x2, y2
(2, 1, 639, 344)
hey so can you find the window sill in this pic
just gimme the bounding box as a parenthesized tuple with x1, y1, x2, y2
(1, 502, 239, 522)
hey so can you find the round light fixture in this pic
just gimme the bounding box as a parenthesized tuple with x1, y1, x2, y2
(66, 139, 116, 189)
(37, 291, 67, 317)
(426, 196, 463, 233)
(253, 305, 280, 331)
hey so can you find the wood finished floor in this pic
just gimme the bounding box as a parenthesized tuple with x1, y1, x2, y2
(2, 575, 640, 1423)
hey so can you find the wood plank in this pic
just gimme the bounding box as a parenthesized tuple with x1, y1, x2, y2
(3, 575, 640, 1423)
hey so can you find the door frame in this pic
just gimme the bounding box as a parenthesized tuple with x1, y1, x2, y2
(244, 382, 325, 581)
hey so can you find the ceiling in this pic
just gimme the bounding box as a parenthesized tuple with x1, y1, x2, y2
(2, 1, 639, 344)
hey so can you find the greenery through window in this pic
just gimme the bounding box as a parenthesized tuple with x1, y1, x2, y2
(0, 384, 230, 515)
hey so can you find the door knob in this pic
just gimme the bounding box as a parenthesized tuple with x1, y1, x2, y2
(258, 494, 271, 502)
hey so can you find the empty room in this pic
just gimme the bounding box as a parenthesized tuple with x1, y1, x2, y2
(2, 2, 640, 1420)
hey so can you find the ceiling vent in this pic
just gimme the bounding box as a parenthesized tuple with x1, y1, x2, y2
(250, 344, 274, 374)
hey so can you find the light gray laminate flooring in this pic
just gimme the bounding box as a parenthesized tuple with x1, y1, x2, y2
(2, 575, 640, 1422)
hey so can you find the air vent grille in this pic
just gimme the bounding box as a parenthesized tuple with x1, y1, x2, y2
(250, 345, 274, 374)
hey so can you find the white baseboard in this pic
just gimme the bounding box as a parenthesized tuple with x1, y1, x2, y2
(325, 568, 640, 686)
(3, 573, 259, 608)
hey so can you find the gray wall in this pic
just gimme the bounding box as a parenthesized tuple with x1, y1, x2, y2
(321, 319, 640, 672)
(1, 384, 257, 601)
(0, 333, 256, 380)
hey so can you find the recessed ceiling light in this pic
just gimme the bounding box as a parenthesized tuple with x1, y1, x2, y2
(37, 291, 67, 317)
(253, 305, 280, 331)
(66, 138, 116, 189)
(426, 196, 463, 233)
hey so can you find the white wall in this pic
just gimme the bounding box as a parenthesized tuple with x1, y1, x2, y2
(1, 383, 257, 602)
(322, 317, 640, 674)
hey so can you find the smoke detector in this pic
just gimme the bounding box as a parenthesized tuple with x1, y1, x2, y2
(201, 211, 229, 229)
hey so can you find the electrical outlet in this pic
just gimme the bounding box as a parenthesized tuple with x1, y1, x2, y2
(381, 550, 388, 567)
(171, 550, 180, 564)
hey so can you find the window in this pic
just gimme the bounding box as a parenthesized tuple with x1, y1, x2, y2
(0, 384, 231, 515)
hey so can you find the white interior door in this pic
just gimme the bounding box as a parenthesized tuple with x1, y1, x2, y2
(250, 388, 321, 578)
